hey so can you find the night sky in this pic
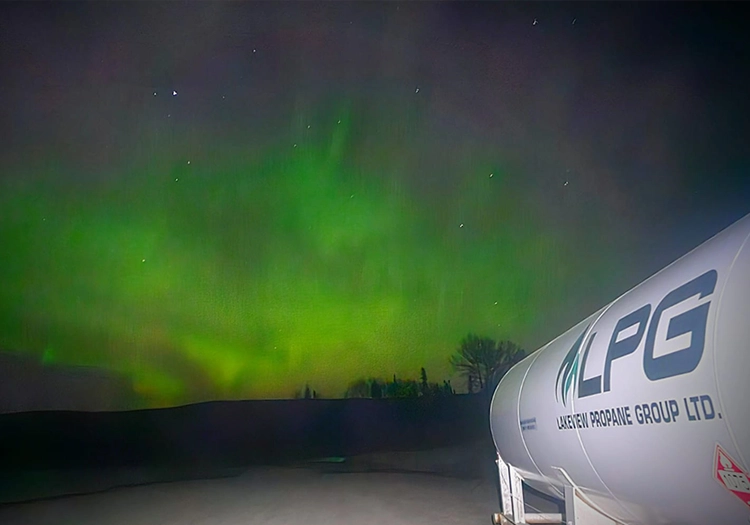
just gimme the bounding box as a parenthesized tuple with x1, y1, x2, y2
(1, 2, 748, 408)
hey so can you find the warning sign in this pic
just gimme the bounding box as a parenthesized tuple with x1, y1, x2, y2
(714, 444, 750, 508)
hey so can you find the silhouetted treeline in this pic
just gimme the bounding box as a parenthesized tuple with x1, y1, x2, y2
(292, 384, 321, 399)
(334, 333, 526, 401)
(343, 369, 454, 399)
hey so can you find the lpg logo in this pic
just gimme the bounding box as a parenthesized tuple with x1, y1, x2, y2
(555, 269, 718, 406)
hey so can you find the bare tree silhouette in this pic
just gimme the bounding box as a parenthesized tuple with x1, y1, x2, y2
(450, 334, 525, 393)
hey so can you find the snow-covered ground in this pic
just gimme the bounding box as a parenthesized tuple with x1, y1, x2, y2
(0, 466, 500, 525)
(0, 443, 497, 503)
(0, 445, 562, 524)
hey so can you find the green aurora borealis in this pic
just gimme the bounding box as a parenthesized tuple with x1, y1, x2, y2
(1, 107, 588, 406)
(3, 2, 746, 409)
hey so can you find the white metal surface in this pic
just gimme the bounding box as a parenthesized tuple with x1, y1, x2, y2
(495, 453, 605, 525)
(497, 456, 514, 518)
(525, 513, 564, 524)
(510, 464, 525, 523)
(490, 213, 750, 525)
(495, 458, 550, 523)
(556, 467, 621, 525)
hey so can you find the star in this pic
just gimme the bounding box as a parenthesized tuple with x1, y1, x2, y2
(533, 18, 538, 26)
(153, 92, 157, 96)
(187, 161, 191, 165)
(415, 87, 420, 93)
(172, 90, 177, 96)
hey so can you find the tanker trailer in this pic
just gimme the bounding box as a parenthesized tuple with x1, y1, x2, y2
(489, 212, 750, 525)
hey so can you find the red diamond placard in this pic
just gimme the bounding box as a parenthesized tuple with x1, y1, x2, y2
(714, 444, 750, 508)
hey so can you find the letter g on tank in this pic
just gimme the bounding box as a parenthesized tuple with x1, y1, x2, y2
(643, 270, 717, 381)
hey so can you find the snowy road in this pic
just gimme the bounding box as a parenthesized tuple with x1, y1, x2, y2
(0, 466, 500, 525)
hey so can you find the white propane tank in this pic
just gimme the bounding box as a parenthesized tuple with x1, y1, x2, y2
(490, 213, 750, 525)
